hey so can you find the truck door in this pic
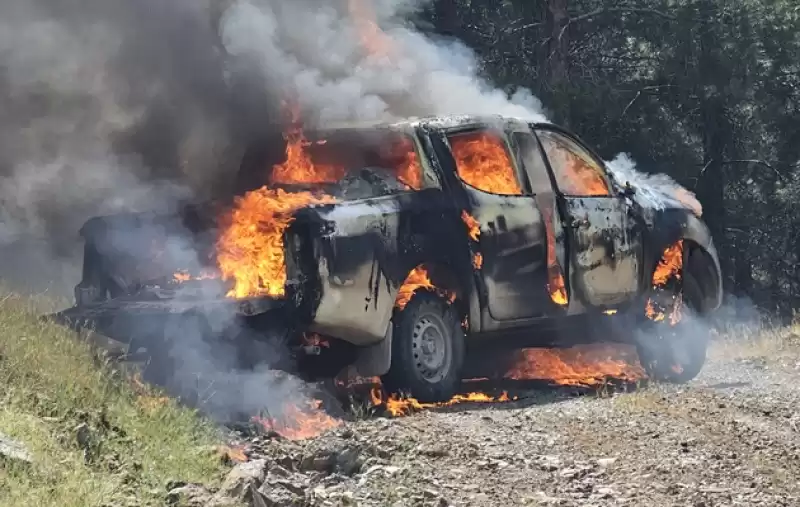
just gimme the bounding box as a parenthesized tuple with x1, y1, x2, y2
(534, 127, 642, 307)
(433, 126, 556, 322)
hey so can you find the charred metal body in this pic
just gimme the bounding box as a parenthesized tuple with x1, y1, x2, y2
(51, 114, 723, 400)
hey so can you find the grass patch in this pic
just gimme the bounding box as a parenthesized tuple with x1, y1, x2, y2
(708, 322, 800, 363)
(0, 292, 231, 507)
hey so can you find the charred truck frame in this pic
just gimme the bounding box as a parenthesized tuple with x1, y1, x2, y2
(54, 115, 723, 402)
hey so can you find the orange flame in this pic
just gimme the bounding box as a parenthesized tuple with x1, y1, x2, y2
(269, 114, 346, 185)
(172, 269, 219, 283)
(561, 159, 611, 196)
(385, 136, 424, 190)
(540, 135, 610, 196)
(472, 252, 483, 270)
(645, 240, 684, 324)
(394, 266, 456, 310)
(216, 188, 336, 298)
(449, 131, 523, 195)
(348, 0, 394, 60)
(252, 399, 342, 440)
(652, 240, 683, 286)
(547, 266, 569, 306)
(506, 344, 646, 386)
(217, 445, 248, 464)
(538, 196, 568, 306)
(460, 210, 481, 242)
(370, 388, 515, 417)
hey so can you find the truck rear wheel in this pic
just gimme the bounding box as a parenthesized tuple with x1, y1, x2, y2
(636, 249, 710, 383)
(381, 292, 465, 403)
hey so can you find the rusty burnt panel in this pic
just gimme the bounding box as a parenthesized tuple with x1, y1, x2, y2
(56, 114, 723, 350)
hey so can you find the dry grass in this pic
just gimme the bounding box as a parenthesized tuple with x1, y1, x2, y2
(708, 321, 800, 363)
(0, 292, 230, 507)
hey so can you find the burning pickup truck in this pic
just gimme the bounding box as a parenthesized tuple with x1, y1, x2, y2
(53, 114, 723, 402)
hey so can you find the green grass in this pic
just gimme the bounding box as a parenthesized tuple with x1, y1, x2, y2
(0, 292, 231, 507)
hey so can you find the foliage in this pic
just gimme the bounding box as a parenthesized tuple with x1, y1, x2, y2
(425, 0, 800, 316)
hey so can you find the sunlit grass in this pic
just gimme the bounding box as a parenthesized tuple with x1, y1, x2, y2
(708, 320, 800, 363)
(0, 292, 230, 507)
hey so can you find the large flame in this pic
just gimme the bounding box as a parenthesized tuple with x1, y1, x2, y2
(652, 240, 683, 286)
(269, 123, 346, 185)
(505, 344, 645, 386)
(217, 188, 336, 298)
(386, 136, 424, 190)
(394, 265, 456, 310)
(449, 131, 524, 195)
(561, 158, 612, 196)
(539, 134, 611, 196)
(252, 399, 342, 440)
(645, 240, 684, 324)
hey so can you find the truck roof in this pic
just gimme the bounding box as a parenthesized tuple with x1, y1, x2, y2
(315, 114, 552, 133)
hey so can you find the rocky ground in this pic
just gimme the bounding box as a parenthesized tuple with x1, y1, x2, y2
(168, 332, 800, 507)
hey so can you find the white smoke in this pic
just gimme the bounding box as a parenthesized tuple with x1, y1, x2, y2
(219, 0, 547, 126)
(218, 0, 702, 218)
(606, 152, 703, 216)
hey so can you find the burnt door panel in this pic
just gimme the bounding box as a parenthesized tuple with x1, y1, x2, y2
(562, 196, 641, 306)
(441, 128, 552, 322)
(510, 131, 570, 309)
(466, 190, 551, 321)
(535, 128, 642, 307)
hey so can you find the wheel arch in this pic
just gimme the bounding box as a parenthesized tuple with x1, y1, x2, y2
(645, 211, 723, 313)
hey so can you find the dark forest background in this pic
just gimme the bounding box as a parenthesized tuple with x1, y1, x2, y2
(419, 0, 800, 316)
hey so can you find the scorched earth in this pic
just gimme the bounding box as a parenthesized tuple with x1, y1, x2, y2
(184, 328, 800, 507)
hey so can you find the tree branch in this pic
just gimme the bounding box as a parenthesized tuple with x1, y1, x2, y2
(505, 21, 545, 34)
(556, 7, 678, 42)
(700, 159, 787, 181)
(573, 7, 677, 23)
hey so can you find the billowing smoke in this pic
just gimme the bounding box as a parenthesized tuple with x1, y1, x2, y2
(0, 0, 251, 295)
(0, 0, 707, 425)
(219, 0, 547, 125)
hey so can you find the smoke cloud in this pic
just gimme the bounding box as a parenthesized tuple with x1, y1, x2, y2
(605, 153, 703, 216)
(0, 0, 707, 424)
(219, 0, 547, 126)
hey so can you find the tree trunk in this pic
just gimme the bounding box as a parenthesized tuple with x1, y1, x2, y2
(546, 0, 570, 85)
(695, 0, 732, 289)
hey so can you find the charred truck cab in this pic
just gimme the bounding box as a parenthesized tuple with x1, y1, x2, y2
(54, 115, 723, 402)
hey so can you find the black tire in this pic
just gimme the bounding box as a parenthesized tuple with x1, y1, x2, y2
(636, 249, 710, 383)
(381, 291, 465, 403)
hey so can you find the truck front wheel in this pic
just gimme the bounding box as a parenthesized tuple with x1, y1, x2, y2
(636, 248, 711, 383)
(381, 292, 465, 403)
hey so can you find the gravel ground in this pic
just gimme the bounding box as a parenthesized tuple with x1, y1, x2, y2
(201, 333, 800, 507)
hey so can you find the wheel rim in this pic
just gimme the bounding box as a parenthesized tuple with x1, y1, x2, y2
(411, 312, 452, 384)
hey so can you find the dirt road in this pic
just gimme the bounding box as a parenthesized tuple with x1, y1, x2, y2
(225, 332, 800, 507)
